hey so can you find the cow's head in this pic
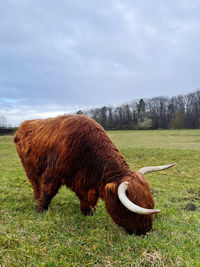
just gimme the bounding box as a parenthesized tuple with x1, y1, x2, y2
(101, 164, 175, 235)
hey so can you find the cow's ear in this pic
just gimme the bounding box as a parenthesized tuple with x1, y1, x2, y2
(102, 182, 117, 198)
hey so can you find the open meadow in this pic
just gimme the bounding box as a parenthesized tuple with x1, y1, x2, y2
(0, 130, 199, 266)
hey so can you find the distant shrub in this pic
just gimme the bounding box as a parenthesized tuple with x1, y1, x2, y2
(138, 118, 153, 129)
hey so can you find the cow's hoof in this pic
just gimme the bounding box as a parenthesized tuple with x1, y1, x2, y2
(36, 206, 48, 213)
(81, 209, 94, 216)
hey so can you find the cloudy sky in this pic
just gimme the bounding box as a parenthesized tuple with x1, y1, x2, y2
(0, 0, 200, 126)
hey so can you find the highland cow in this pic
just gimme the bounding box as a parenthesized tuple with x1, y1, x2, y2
(14, 115, 175, 235)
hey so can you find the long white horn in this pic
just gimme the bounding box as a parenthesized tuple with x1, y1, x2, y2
(117, 182, 160, 215)
(138, 163, 176, 175)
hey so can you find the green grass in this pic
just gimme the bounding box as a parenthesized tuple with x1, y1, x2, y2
(0, 130, 199, 266)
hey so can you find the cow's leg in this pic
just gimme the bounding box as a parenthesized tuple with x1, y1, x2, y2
(24, 168, 41, 199)
(75, 192, 93, 215)
(76, 189, 99, 216)
(36, 171, 61, 212)
(29, 178, 41, 200)
(36, 182, 60, 212)
(80, 200, 93, 216)
(87, 189, 99, 209)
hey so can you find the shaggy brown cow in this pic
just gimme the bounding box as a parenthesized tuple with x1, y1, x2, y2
(14, 115, 175, 235)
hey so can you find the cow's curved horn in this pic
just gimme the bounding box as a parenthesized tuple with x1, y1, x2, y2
(138, 163, 176, 175)
(117, 182, 160, 215)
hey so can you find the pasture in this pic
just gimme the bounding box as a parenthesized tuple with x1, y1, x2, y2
(0, 130, 199, 266)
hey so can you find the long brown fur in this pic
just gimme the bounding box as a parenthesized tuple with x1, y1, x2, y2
(14, 115, 155, 235)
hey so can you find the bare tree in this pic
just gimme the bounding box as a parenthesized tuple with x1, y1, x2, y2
(0, 116, 7, 128)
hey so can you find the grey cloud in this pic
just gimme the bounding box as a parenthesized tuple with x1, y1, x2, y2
(0, 0, 200, 125)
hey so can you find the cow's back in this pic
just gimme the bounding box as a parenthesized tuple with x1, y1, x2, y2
(14, 115, 128, 188)
(15, 115, 110, 177)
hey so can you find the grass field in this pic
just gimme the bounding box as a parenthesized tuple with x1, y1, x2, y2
(0, 130, 199, 266)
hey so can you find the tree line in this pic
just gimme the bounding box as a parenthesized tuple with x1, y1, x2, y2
(77, 90, 200, 130)
(0, 116, 16, 135)
(1, 90, 200, 133)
